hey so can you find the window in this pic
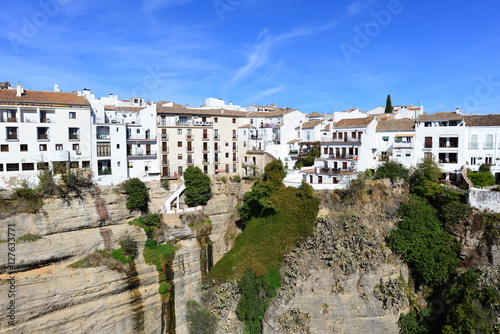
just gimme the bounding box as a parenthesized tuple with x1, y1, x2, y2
(1, 145, 8, 152)
(37, 127, 49, 140)
(0, 164, 3, 172)
(470, 135, 478, 149)
(406, 152, 411, 157)
(98, 160, 112, 175)
(20, 144, 28, 151)
(485, 134, 494, 149)
(97, 142, 111, 157)
(128, 161, 133, 168)
(214, 117, 218, 123)
(39, 144, 47, 151)
(6, 127, 18, 140)
(306, 131, 311, 140)
(178, 166, 183, 176)
(22, 163, 35, 171)
(486, 156, 493, 164)
(232, 118, 236, 123)
(7, 110, 16, 122)
(55, 144, 63, 151)
(250, 119, 253, 124)
(178, 154, 182, 160)
(73, 144, 79, 151)
(382, 136, 389, 142)
(69, 112, 76, 119)
(424, 137, 432, 148)
(233, 142, 237, 150)
(117, 161, 121, 167)
(117, 144, 120, 149)
(225, 152, 229, 158)
(471, 157, 476, 165)
(82, 161, 90, 168)
(136, 129, 140, 134)
(68, 128, 79, 140)
(70, 161, 79, 169)
(177, 141, 182, 147)
(6, 163, 19, 171)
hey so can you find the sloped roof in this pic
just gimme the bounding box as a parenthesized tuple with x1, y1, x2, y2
(323, 124, 331, 131)
(376, 119, 416, 131)
(157, 105, 246, 117)
(239, 124, 256, 128)
(247, 109, 296, 117)
(0, 89, 90, 106)
(287, 139, 300, 144)
(300, 120, 323, 129)
(333, 117, 374, 128)
(308, 112, 321, 118)
(463, 114, 500, 126)
(418, 112, 463, 121)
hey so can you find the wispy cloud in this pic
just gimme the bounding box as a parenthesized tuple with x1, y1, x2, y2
(142, 0, 194, 11)
(347, 0, 375, 16)
(230, 21, 337, 84)
(243, 85, 285, 105)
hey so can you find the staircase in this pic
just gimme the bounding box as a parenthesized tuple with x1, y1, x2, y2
(161, 183, 203, 214)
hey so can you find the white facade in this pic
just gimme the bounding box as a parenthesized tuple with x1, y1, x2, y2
(0, 84, 92, 188)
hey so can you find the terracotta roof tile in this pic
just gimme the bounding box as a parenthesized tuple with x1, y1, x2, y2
(0, 89, 90, 106)
(333, 117, 374, 128)
(417, 112, 463, 121)
(463, 114, 500, 126)
(157, 105, 247, 117)
(301, 120, 323, 129)
(376, 119, 416, 131)
(308, 112, 321, 117)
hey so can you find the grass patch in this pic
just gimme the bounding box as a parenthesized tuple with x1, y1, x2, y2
(143, 243, 177, 271)
(208, 186, 319, 280)
(18, 233, 42, 243)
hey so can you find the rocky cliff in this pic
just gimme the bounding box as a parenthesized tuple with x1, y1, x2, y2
(0, 180, 243, 334)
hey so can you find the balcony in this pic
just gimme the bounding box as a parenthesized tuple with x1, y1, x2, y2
(321, 137, 361, 145)
(7, 118, 17, 123)
(98, 168, 112, 175)
(323, 154, 358, 160)
(393, 142, 414, 149)
(316, 167, 355, 175)
(128, 151, 157, 158)
(214, 135, 220, 141)
(484, 143, 494, 150)
(202, 160, 210, 165)
(202, 135, 209, 141)
(162, 159, 170, 165)
(186, 135, 193, 141)
(186, 158, 194, 165)
(127, 135, 157, 141)
(161, 133, 169, 140)
(97, 134, 111, 140)
(250, 135, 262, 140)
(193, 121, 213, 127)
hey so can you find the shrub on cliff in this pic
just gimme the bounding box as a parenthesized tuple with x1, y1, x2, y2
(123, 178, 149, 213)
(184, 166, 212, 207)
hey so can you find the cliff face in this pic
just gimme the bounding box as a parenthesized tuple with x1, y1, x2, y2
(0, 181, 242, 334)
(263, 181, 411, 334)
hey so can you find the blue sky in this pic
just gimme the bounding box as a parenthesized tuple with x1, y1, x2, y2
(1, 0, 500, 114)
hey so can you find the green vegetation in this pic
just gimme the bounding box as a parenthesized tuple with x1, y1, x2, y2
(123, 178, 149, 213)
(441, 267, 500, 333)
(184, 166, 212, 207)
(118, 234, 138, 259)
(373, 160, 410, 184)
(17, 233, 42, 243)
(398, 308, 432, 334)
(210, 160, 319, 280)
(385, 94, 393, 113)
(232, 175, 241, 183)
(236, 268, 281, 334)
(129, 212, 162, 237)
(387, 195, 460, 286)
(143, 243, 177, 271)
(160, 178, 170, 191)
(186, 300, 217, 334)
(294, 143, 320, 169)
(467, 167, 495, 187)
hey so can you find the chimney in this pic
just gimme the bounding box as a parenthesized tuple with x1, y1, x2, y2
(229, 101, 233, 105)
(77, 89, 82, 96)
(54, 84, 61, 92)
(456, 107, 461, 114)
(16, 83, 23, 97)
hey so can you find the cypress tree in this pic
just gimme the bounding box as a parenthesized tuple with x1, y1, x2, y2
(385, 94, 393, 113)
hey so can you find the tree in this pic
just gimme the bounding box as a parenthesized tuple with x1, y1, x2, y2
(385, 94, 393, 114)
(184, 166, 212, 207)
(124, 178, 149, 213)
(373, 160, 410, 183)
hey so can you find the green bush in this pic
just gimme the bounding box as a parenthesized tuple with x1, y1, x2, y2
(124, 178, 149, 213)
(159, 282, 171, 294)
(184, 166, 212, 207)
(442, 269, 500, 333)
(111, 248, 134, 263)
(232, 175, 241, 183)
(373, 160, 410, 183)
(186, 300, 217, 334)
(145, 239, 157, 249)
(467, 170, 495, 187)
(143, 242, 177, 270)
(398, 308, 432, 333)
(17, 233, 42, 243)
(118, 234, 138, 258)
(440, 201, 473, 225)
(236, 269, 281, 334)
(160, 178, 170, 190)
(387, 195, 460, 286)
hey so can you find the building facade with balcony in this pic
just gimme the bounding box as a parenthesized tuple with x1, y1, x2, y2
(375, 119, 416, 167)
(0, 83, 92, 188)
(463, 114, 500, 182)
(157, 103, 246, 178)
(414, 111, 466, 176)
(300, 117, 377, 188)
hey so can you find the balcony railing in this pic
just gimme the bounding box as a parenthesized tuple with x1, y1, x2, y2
(324, 154, 358, 160)
(186, 159, 194, 164)
(162, 160, 169, 165)
(128, 151, 157, 157)
(161, 133, 168, 140)
(484, 143, 494, 149)
(194, 121, 213, 126)
(98, 168, 112, 175)
(317, 167, 355, 175)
